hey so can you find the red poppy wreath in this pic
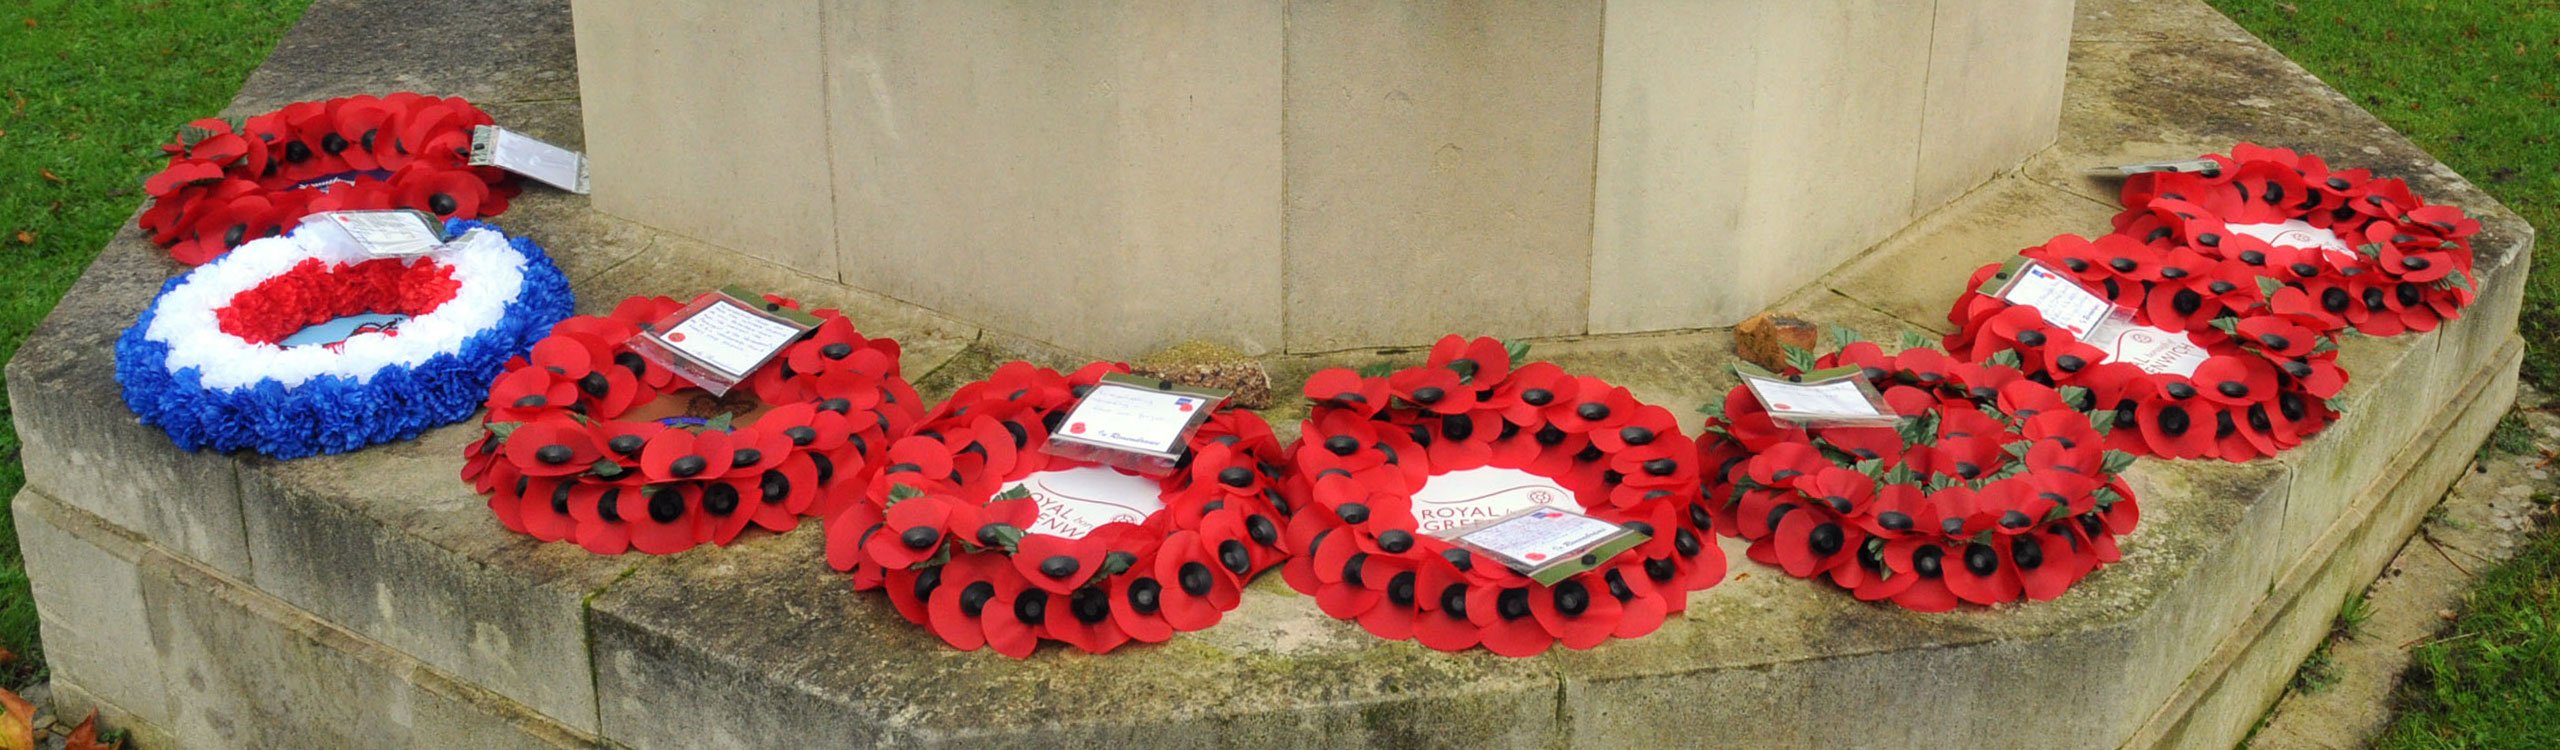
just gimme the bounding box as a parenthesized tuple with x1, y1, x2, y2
(462, 294, 923, 555)
(1943, 234, 2346, 461)
(2108, 143, 2482, 337)
(1696, 339, 2141, 611)
(140, 93, 519, 265)
(823, 362, 1293, 657)
(1277, 336, 1726, 657)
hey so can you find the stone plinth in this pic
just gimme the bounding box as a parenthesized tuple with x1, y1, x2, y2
(569, 0, 2074, 356)
(9, 0, 2539, 748)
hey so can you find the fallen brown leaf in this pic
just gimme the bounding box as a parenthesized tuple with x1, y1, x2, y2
(0, 685, 34, 750)
(37, 170, 60, 184)
(64, 710, 121, 750)
(13, 231, 32, 245)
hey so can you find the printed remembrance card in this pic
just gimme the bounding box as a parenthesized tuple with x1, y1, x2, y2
(659, 301, 802, 378)
(1991, 260, 2113, 338)
(625, 287, 819, 395)
(301, 210, 447, 258)
(1451, 506, 1649, 585)
(1041, 373, 1230, 476)
(1736, 365, 1900, 427)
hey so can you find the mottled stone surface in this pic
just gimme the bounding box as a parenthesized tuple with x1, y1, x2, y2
(4, 0, 2539, 748)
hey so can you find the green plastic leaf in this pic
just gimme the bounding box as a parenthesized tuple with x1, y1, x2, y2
(1783, 344, 1821, 374)
(993, 484, 1033, 502)
(2093, 486, 2124, 509)
(978, 523, 1026, 552)
(2435, 270, 2476, 293)
(2002, 440, 2033, 460)
(1896, 411, 1940, 448)
(1355, 361, 1396, 379)
(1988, 349, 2024, 369)
(1503, 338, 1533, 366)
(1813, 439, 1859, 465)
(2355, 242, 2384, 260)
(1853, 458, 1885, 478)
(887, 484, 926, 506)
(703, 411, 736, 433)
(2100, 450, 2138, 477)
(1899, 330, 1939, 353)
(591, 459, 627, 479)
(2255, 276, 2289, 299)
(484, 421, 523, 442)
(1100, 551, 1139, 576)
(1882, 462, 1920, 487)
(2058, 385, 2093, 411)
(2089, 409, 2118, 437)
(2209, 316, 2242, 337)
(1829, 325, 1865, 351)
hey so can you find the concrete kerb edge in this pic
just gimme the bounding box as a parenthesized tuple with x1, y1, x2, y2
(2120, 334, 2525, 749)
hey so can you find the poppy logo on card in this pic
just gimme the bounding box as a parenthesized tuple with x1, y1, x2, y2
(1069, 422, 1087, 434)
(666, 332, 687, 343)
(1175, 397, 1196, 412)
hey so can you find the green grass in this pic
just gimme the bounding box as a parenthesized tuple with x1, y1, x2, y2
(1, 0, 314, 687)
(2378, 513, 2560, 749)
(2206, 1, 2560, 744)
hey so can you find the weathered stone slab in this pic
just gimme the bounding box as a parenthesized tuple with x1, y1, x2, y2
(228, 0, 577, 114)
(234, 425, 633, 734)
(827, 0, 1288, 358)
(1588, 0, 1932, 333)
(14, 491, 172, 740)
(590, 529, 1564, 748)
(1283, 0, 1602, 351)
(1821, 174, 2121, 333)
(140, 523, 602, 750)
(571, 0, 838, 277)
(6, 226, 251, 579)
(1915, 0, 2076, 210)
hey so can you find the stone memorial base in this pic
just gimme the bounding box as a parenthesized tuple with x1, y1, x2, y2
(9, 0, 2535, 748)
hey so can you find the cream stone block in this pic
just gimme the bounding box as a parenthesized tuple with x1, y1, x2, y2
(571, 0, 837, 277)
(827, 1, 1285, 357)
(1591, 0, 1936, 334)
(1915, 0, 2077, 211)
(1281, 0, 1602, 351)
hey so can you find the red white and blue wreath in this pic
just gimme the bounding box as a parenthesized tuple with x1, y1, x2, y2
(115, 219, 572, 459)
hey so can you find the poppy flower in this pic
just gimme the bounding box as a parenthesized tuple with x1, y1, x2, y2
(1425, 334, 1516, 387)
(1303, 368, 1390, 418)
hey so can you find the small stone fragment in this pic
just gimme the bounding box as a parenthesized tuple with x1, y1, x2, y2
(2438, 609, 2458, 621)
(1734, 312, 1820, 371)
(1130, 340, 1272, 409)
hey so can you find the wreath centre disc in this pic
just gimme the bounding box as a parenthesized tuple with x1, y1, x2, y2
(2221, 219, 2355, 264)
(1407, 466, 1573, 536)
(1000, 466, 1167, 539)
